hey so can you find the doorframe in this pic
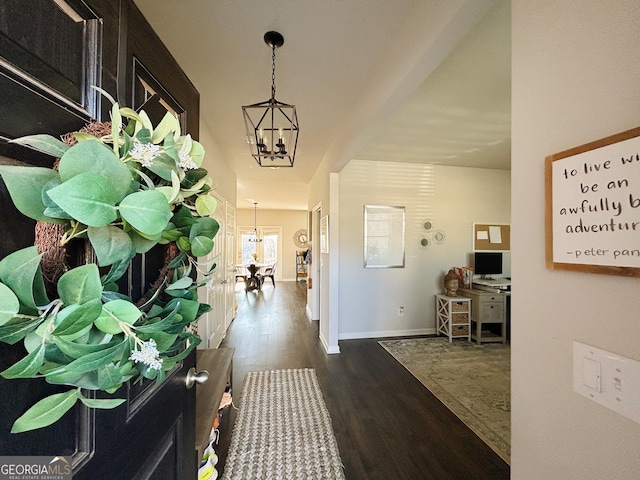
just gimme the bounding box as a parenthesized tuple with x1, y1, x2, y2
(309, 202, 322, 321)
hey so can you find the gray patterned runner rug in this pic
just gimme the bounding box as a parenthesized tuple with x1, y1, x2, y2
(379, 337, 510, 464)
(222, 368, 346, 480)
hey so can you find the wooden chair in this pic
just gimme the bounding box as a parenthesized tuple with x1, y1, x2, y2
(234, 266, 247, 283)
(262, 262, 277, 287)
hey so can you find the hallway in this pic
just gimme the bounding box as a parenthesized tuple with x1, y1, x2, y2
(216, 281, 509, 479)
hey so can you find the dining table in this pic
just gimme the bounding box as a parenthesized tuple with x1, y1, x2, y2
(236, 263, 268, 291)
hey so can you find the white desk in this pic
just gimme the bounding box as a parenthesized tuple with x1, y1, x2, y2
(458, 288, 507, 344)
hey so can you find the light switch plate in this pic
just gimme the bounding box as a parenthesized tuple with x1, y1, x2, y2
(573, 341, 640, 423)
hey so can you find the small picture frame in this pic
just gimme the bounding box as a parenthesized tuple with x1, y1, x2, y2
(320, 215, 329, 253)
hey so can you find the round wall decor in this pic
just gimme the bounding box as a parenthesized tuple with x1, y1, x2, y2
(294, 229, 308, 248)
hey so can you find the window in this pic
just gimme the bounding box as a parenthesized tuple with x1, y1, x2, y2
(237, 227, 281, 266)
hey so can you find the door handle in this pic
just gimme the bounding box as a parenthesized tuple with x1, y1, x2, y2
(185, 367, 209, 388)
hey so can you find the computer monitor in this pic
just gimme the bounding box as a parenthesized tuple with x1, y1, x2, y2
(474, 252, 502, 279)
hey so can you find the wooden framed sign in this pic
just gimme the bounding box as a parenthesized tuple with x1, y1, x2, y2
(545, 126, 640, 277)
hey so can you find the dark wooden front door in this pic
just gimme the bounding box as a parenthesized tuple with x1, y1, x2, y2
(0, 1, 200, 478)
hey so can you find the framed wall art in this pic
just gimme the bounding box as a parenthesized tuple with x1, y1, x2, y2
(320, 215, 329, 253)
(364, 205, 405, 268)
(545, 126, 640, 277)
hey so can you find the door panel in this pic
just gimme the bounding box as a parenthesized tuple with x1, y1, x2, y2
(197, 193, 225, 349)
(0, 1, 200, 478)
(225, 203, 236, 329)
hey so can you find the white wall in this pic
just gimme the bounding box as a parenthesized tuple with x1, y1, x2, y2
(338, 160, 510, 338)
(512, 2, 640, 479)
(198, 122, 237, 206)
(235, 208, 308, 281)
(308, 158, 336, 352)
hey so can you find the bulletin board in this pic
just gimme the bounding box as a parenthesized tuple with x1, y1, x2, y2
(473, 223, 510, 251)
(545, 126, 640, 277)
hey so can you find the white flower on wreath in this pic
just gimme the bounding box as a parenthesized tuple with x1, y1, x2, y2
(130, 141, 161, 167)
(129, 338, 163, 370)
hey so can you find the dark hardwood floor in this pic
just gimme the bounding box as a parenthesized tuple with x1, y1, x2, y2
(215, 281, 510, 479)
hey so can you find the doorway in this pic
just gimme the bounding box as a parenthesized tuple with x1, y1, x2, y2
(237, 226, 282, 280)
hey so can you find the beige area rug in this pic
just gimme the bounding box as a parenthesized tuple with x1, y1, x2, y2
(222, 368, 346, 480)
(379, 337, 510, 463)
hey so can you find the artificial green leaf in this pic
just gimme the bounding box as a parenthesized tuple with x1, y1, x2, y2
(88, 225, 135, 267)
(171, 206, 197, 228)
(158, 170, 181, 204)
(190, 217, 219, 241)
(9, 134, 70, 157)
(151, 111, 180, 144)
(134, 127, 152, 144)
(167, 252, 187, 270)
(0, 246, 48, 311)
(135, 315, 175, 334)
(101, 256, 134, 286)
(57, 264, 102, 305)
(128, 230, 158, 254)
(188, 139, 205, 167)
(0, 165, 61, 222)
(57, 323, 92, 342)
(146, 153, 177, 181)
(167, 278, 193, 294)
(181, 168, 208, 188)
(41, 177, 73, 219)
(58, 140, 132, 201)
(165, 298, 200, 324)
(135, 110, 154, 136)
(1, 343, 45, 379)
(44, 369, 99, 389)
(102, 300, 141, 324)
(96, 363, 124, 390)
(53, 336, 120, 359)
(46, 172, 119, 227)
(94, 300, 141, 334)
(61, 340, 125, 374)
(91, 85, 117, 105)
(119, 190, 171, 236)
(72, 132, 101, 143)
(52, 299, 102, 336)
(143, 331, 178, 353)
(11, 389, 79, 433)
(79, 394, 125, 409)
(0, 283, 20, 326)
(0, 317, 44, 345)
(119, 107, 144, 124)
(162, 334, 201, 370)
(161, 228, 183, 242)
(190, 236, 214, 257)
(176, 236, 191, 252)
(111, 102, 122, 156)
(195, 194, 218, 217)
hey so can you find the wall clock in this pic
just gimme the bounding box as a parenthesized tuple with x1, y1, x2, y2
(294, 229, 308, 248)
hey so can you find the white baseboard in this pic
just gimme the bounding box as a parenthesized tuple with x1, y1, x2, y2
(338, 327, 435, 340)
(319, 332, 341, 354)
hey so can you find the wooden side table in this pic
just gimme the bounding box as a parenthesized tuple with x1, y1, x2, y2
(436, 294, 471, 342)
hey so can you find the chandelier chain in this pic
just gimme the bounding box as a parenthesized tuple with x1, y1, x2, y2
(271, 45, 277, 100)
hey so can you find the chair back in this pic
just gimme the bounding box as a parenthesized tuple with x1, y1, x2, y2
(264, 262, 277, 275)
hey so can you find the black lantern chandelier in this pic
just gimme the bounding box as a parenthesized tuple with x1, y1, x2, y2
(242, 31, 299, 168)
(248, 202, 262, 243)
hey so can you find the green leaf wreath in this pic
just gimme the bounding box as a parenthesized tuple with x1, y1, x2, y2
(0, 89, 219, 433)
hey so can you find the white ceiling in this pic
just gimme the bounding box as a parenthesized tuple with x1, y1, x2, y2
(134, 0, 510, 210)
